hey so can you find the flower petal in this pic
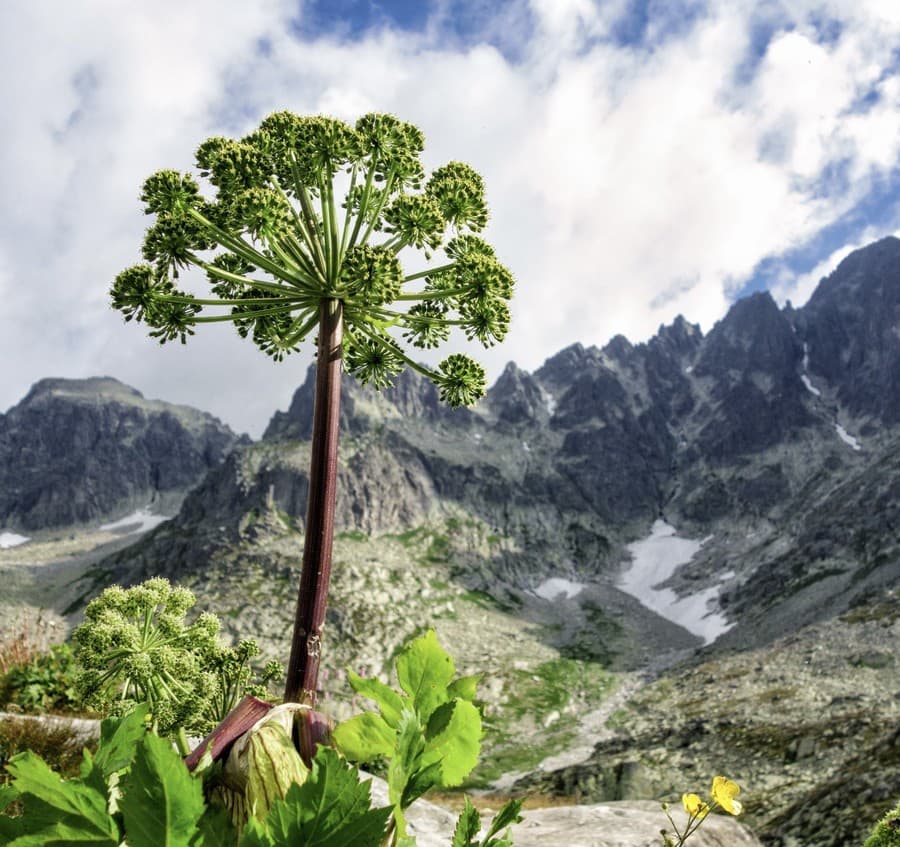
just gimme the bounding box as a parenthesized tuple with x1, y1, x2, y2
(682, 793, 710, 819)
(711, 776, 742, 814)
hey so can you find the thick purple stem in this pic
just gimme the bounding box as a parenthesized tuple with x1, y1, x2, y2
(184, 695, 271, 771)
(284, 299, 343, 705)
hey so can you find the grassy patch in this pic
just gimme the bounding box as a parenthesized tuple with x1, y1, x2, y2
(337, 529, 369, 542)
(0, 718, 94, 786)
(471, 658, 615, 787)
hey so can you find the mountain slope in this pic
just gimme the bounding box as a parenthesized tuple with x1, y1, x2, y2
(0, 377, 243, 531)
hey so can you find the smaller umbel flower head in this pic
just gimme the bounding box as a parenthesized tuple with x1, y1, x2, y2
(111, 110, 514, 408)
(73, 578, 277, 736)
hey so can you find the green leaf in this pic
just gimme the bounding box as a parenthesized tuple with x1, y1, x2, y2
(195, 801, 239, 847)
(248, 747, 391, 847)
(0, 785, 23, 841)
(118, 733, 205, 847)
(447, 674, 481, 703)
(386, 707, 444, 812)
(347, 670, 407, 728)
(400, 760, 442, 811)
(94, 702, 150, 778)
(483, 798, 523, 846)
(387, 711, 422, 808)
(332, 712, 396, 761)
(420, 699, 482, 787)
(238, 817, 273, 847)
(0, 783, 19, 811)
(395, 629, 455, 720)
(5, 752, 118, 846)
(451, 797, 481, 847)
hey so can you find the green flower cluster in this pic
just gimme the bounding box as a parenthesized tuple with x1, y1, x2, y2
(111, 111, 515, 407)
(72, 578, 280, 738)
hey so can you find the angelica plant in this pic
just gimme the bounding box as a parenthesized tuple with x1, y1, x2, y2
(72, 577, 279, 753)
(110, 111, 514, 705)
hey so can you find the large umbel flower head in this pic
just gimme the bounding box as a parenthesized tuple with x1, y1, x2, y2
(111, 112, 514, 407)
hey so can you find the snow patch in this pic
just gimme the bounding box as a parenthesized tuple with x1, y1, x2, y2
(800, 375, 821, 397)
(533, 577, 584, 601)
(0, 532, 29, 549)
(684, 366, 693, 374)
(100, 509, 169, 534)
(835, 424, 861, 451)
(522, 441, 531, 452)
(800, 343, 822, 396)
(619, 520, 732, 644)
(545, 392, 557, 415)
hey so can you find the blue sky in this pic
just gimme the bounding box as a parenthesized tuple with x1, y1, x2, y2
(1, 0, 899, 436)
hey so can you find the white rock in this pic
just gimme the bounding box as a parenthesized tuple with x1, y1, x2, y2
(364, 777, 763, 847)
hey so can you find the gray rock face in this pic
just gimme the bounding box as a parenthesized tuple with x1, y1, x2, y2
(0, 377, 242, 531)
(799, 235, 900, 423)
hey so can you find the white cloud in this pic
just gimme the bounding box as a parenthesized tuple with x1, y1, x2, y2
(1, 0, 899, 435)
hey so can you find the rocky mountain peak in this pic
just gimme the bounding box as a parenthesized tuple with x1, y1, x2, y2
(0, 378, 241, 532)
(695, 290, 800, 379)
(263, 362, 476, 443)
(602, 334, 635, 362)
(17, 376, 144, 409)
(534, 342, 603, 391)
(486, 362, 547, 425)
(263, 364, 361, 442)
(652, 315, 703, 358)
(798, 236, 900, 423)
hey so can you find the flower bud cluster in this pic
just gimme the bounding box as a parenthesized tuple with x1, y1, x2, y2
(73, 577, 280, 736)
(111, 110, 515, 407)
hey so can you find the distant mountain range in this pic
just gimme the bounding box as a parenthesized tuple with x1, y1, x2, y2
(36, 235, 890, 654)
(2, 237, 898, 649)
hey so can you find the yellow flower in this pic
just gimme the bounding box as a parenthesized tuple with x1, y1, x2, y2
(682, 793, 710, 819)
(711, 776, 742, 815)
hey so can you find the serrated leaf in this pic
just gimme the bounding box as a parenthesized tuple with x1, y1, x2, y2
(6, 820, 119, 846)
(451, 797, 481, 847)
(388, 710, 426, 810)
(94, 702, 150, 778)
(483, 798, 523, 845)
(420, 699, 482, 787)
(118, 733, 205, 847)
(348, 670, 407, 728)
(333, 711, 396, 761)
(396, 629, 454, 720)
(248, 747, 391, 847)
(447, 674, 481, 702)
(5, 752, 119, 846)
(401, 760, 443, 811)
